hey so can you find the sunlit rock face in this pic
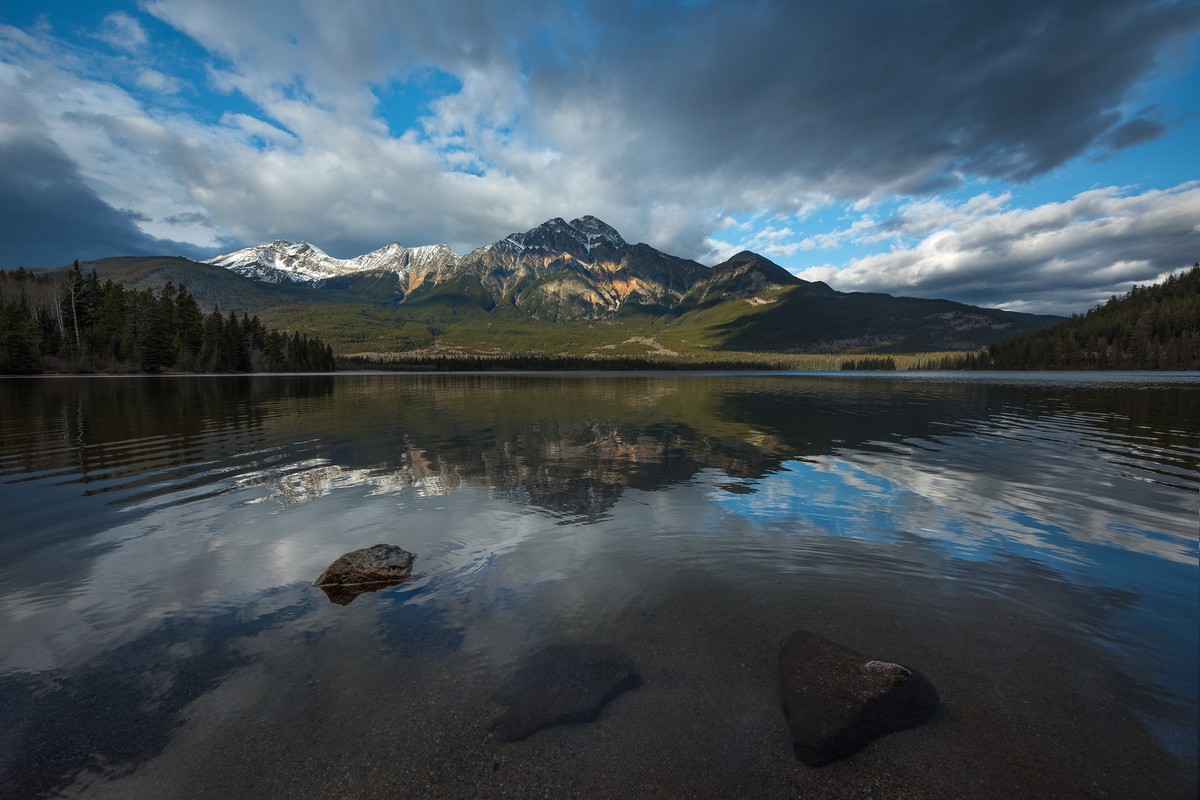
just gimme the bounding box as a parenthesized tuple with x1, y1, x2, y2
(314, 544, 416, 606)
(779, 630, 939, 766)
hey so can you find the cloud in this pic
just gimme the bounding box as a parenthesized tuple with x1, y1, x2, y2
(1097, 115, 1169, 153)
(95, 12, 147, 52)
(129, 0, 1200, 256)
(523, 0, 1200, 203)
(796, 183, 1200, 314)
(134, 67, 183, 94)
(1, 1, 1197, 293)
(0, 125, 205, 266)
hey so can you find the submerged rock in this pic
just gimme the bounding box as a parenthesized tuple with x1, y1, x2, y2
(314, 544, 416, 605)
(492, 643, 642, 742)
(779, 630, 939, 766)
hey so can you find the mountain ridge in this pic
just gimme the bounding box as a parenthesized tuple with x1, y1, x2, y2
(204, 216, 829, 321)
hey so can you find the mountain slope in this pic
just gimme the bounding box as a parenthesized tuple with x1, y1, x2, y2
(72, 256, 319, 312)
(669, 283, 1061, 353)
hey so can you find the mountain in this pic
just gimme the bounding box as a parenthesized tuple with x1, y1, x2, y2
(204, 216, 805, 321)
(64, 216, 1060, 357)
(206, 240, 459, 285)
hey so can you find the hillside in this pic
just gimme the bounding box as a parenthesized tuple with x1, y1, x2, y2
(970, 265, 1200, 370)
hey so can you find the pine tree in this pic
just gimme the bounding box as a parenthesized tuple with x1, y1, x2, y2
(174, 285, 205, 368)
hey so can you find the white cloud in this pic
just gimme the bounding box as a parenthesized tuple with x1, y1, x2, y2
(220, 112, 296, 146)
(817, 183, 1200, 314)
(96, 12, 147, 51)
(134, 67, 182, 94)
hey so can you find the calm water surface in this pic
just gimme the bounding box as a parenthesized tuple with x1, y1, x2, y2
(0, 373, 1196, 798)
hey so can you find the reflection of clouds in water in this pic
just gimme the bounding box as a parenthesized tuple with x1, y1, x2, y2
(0, 474, 576, 676)
(0, 586, 319, 800)
(0, 494, 323, 674)
(714, 415, 1196, 567)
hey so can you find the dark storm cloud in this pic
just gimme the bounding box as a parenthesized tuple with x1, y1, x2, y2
(528, 0, 1200, 193)
(0, 131, 205, 268)
(1098, 116, 1169, 152)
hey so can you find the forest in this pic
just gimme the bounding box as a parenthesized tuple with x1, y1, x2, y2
(0, 263, 335, 374)
(970, 265, 1200, 370)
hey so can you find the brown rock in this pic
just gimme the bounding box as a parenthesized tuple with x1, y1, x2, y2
(314, 544, 416, 605)
(779, 630, 939, 766)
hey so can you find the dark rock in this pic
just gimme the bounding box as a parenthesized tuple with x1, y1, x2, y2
(779, 630, 939, 766)
(314, 544, 416, 605)
(492, 643, 641, 742)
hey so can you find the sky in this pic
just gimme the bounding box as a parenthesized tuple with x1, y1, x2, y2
(1, 1, 1198, 315)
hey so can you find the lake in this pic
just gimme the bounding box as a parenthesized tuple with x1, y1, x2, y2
(0, 372, 1196, 798)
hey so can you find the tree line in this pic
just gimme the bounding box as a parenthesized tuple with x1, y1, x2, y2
(840, 357, 897, 371)
(982, 265, 1199, 370)
(0, 263, 335, 374)
(922, 265, 1199, 371)
(337, 352, 799, 371)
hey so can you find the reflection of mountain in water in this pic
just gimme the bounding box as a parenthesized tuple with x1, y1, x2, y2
(240, 418, 771, 521)
(1, 375, 1196, 522)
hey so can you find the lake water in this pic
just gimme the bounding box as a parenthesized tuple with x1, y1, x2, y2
(0, 372, 1196, 799)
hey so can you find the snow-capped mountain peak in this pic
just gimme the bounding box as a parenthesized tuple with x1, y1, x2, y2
(498, 216, 628, 259)
(205, 240, 345, 283)
(204, 216, 628, 285)
(569, 215, 626, 250)
(205, 239, 462, 284)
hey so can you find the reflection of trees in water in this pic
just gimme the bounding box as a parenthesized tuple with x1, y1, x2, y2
(0, 376, 336, 479)
(1, 375, 1195, 520)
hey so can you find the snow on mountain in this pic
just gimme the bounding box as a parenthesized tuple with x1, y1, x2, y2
(207, 217, 633, 284)
(205, 240, 462, 284)
(490, 216, 628, 259)
(206, 240, 350, 283)
(206, 216, 652, 293)
(570, 215, 627, 252)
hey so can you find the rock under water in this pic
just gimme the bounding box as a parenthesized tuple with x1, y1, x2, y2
(492, 643, 642, 742)
(314, 544, 416, 605)
(779, 630, 939, 766)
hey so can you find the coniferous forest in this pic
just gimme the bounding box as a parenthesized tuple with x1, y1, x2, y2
(0, 263, 335, 374)
(969, 265, 1200, 370)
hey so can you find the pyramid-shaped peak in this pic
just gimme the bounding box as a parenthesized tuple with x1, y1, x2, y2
(725, 250, 772, 266)
(497, 215, 630, 256)
(570, 216, 626, 246)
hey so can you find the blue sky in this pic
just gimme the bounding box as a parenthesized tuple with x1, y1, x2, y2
(1, 0, 1198, 314)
